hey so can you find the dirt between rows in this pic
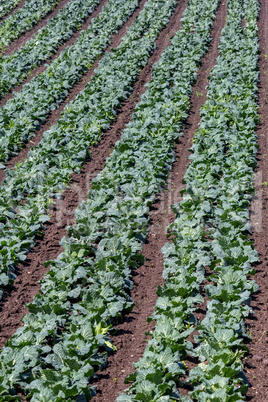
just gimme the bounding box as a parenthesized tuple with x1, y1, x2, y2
(92, 0, 228, 399)
(0, 0, 109, 108)
(1, 0, 73, 57)
(92, 0, 268, 399)
(0, 0, 145, 184)
(0, 0, 26, 23)
(0, 0, 182, 347)
(243, 0, 268, 400)
(0, 0, 267, 400)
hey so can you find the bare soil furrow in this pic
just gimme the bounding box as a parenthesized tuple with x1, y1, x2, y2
(1, 0, 73, 57)
(0, 0, 26, 23)
(0, 0, 109, 107)
(0, 0, 147, 184)
(0, 0, 183, 348)
(91, 1, 228, 400)
(243, 0, 268, 400)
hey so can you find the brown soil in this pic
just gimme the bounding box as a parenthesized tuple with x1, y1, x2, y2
(91, 1, 228, 400)
(243, 0, 268, 400)
(0, 0, 266, 400)
(0, 0, 26, 23)
(1, 0, 72, 57)
(0, 0, 183, 348)
(0, 0, 147, 184)
(0, 0, 109, 107)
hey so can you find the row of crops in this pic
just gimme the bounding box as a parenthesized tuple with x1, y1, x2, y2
(0, 0, 261, 400)
(0, 0, 22, 19)
(119, 0, 259, 400)
(0, 0, 140, 161)
(0, 0, 218, 397)
(0, 0, 62, 53)
(0, 0, 100, 97)
(0, 0, 178, 297)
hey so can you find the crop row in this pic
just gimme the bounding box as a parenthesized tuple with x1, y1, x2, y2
(0, 0, 22, 19)
(0, 0, 101, 98)
(0, 0, 140, 163)
(0, 0, 178, 297)
(0, 0, 220, 400)
(187, 0, 259, 398)
(119, 0, 260, 400)
(0, 0, 61, 53)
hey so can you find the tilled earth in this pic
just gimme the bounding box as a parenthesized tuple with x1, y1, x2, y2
(0, 0, 267, 400)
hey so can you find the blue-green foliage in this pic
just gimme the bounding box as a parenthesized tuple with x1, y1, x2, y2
(0, 0, 22, 19)
(0, 0, 177, 296)
(119, 0, 260, 400)
(0, 0, 219, 400)
(188, 0, 259, 399)
(0, 0, 100, 98)
(0, 0, 139, 162)
(0, 0, 61, 52)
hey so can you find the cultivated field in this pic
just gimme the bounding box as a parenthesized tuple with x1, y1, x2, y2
(0, 0, 267, 400)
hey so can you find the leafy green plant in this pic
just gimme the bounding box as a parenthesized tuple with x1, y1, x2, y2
(0, 0, 61, 53)
(120, 0, 260, 400)
(0, 0, 100, 98)
(0, 0, 22, 18)
(0, 0, 140, 162)
(0, 0, 178, 297)
(188, 1, 259, 397)
(0, 0, 220, 399)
